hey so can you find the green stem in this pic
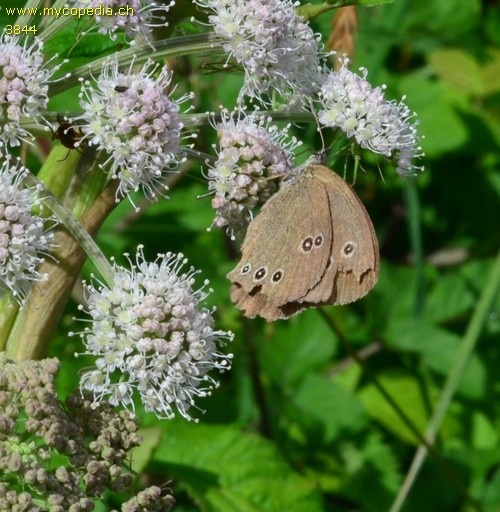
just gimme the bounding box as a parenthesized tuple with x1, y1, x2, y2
(49, 33, 223, 97)
(319, 309, 481, 508)
(389, 250, 500, 512)
(404, 177, 425, 317)
(24, 173, 114, 285)
(0, 297, 18, 352)
(36, 0, 85, 40)
(14, 0, 44, 28)
(5, 180, 119, 361)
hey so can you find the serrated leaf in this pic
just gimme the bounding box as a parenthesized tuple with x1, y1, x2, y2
(154, 421, 324, 512)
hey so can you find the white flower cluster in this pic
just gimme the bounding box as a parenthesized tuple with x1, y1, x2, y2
(318, 58, 423, 176)
(207, 112, 299, 236)
(0, 35, 59, 153)
(74, 247, 233, 421)
(200, 0, 324, 105)
(77, 60, 192, 201)
(0, 159, 56, 301)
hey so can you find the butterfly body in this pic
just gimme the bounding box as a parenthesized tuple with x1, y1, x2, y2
(227, 164, 379, 321)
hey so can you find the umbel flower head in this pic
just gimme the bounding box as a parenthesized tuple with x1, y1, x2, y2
(318, 57, 424, 176)
(207, 111, 299, 236)
(0, 34, 61, 153)
(0, 353, 175, 511)
(76, 59, 193, 203)
(72, 246, 233, 421)
(0, 158, 56, 302)
(199, 0, 324, 106)
(69, 0, 175, 46)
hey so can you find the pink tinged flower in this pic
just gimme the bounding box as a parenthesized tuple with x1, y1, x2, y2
(72, 246, 233, 421)
(0, 159, 56, 302)
(205, 110, 300, 237)
(0, 35, 62, 153)
(318, 57, 424, 176)
(76, 59, 193, 203)
(198, 0, 325, 106)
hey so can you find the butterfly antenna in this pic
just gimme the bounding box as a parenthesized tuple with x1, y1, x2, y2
(306, 97, 328, 161)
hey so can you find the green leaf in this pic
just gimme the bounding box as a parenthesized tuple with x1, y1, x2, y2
(384, 319, 486, 400)
(298, 0, 394, 21)
(483, 467, 500, 510)
(341, 432, 402, 512)
(293, 373, 367, 442)
(258, 311, 337, 387)
(43, 25, 123, 59)
(154, 421, 325, 512)
(357, 372, 429, 444)
(368, 262, 416, 324)
(402, 0, 481, 38)
(131, 427, 163, 473)
(397, 74, 470, 157)
(428, 48, 484, 97)
(481, 48, 500, 97)
(471, 411, 498, 450)
(424, 268, 478, 324)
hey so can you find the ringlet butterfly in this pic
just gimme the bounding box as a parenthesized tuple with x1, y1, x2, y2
(227, 159, 379, 321)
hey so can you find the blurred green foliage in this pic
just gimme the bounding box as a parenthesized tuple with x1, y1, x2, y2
(35, 0, 500, 510)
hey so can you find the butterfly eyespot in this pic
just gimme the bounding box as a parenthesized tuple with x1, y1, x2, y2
(271, 270, 283, 283)
(341, 242, 357, 258)
(241, 264, 251, 275)
(254, 267, 267, 281)
(301, 237, 313, 253)
(314, 234, 323, 247)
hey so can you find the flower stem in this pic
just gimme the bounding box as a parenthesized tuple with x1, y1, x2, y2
(389, 250, 500, 512)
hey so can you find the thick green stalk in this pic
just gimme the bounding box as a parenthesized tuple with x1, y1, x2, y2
(48, 33, 222, 97)
(5, 145, 116, 361)
(5, 180, 119, 361)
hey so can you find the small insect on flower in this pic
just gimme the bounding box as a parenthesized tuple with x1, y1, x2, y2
(51, 116, 85, 151)
(74, 59, 194, 203)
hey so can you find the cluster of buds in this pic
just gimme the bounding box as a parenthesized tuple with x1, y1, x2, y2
(0, 353, 174, 511)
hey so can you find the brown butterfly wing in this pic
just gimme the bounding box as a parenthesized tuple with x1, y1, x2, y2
(299, 165, 379, 305)
(227, 173, 333, 313)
